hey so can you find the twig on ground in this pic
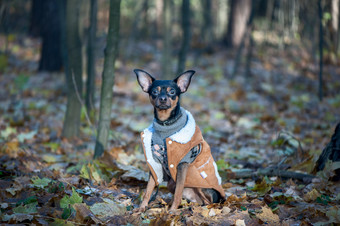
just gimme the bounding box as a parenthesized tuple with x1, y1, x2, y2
(71, 70, 97, 136)
(226, 168, 316, 183)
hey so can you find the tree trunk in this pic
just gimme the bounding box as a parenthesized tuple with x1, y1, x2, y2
(86, 0, 98, 115)
(201, 0, 214, 46)
(318, 0, 323, 101)
(225, 0, 252, 48)
(177, 0, 191, 74)
(314, 123, 340, 181)
(154, 0, 163, 39)
(332, 0, 339, 54)
(94, 0, 121, 159)
(38, 0, 63, 72)
(141, 0, 149, 37)
(161, 0, 172, 79)
(62, 0, 83, 138)
(29, 0, 44, 37)
(231, 0, 254, 77)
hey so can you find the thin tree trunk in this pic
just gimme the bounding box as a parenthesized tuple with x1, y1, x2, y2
(318, 0, 323, 101)
(225, 0, 252, 48)
(245, 1, 255, 78)
(332, 0, 339, 54)
(154, 0, 163, 39)
(177, 0, 191, 74)
(162, 0, 172, 79)
(126, 0, 145, 58)
(201, 0, 213, 45)
(29, 0, 44, 37)
(141, 0, 149, 37)
(231, 0, 253, 78)
(94, 0, 121, 159)
(86, 0, 97, 115)
(38, 0, 63, 72)
(62, 0, 83, 138)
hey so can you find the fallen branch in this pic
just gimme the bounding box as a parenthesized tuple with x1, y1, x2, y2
(226, 168, 316, 183)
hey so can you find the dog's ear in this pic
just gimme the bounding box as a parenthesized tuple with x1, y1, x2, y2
(134, 69, 156, 92)
(174, 70, 195, 93)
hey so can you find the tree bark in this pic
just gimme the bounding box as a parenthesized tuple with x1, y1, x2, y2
(86, 0, 98, 115)
(231, 0, 254, 78)
(201, 0, 214, 45)
(332, 0, 339, 53)
(161, 0, 172, 79)
(94, 0, 121, 159)
(62, 0, 83, 138)
(318, 0, 323, 101)
(29, 0, 44, 37)
(177, 0, 191, 74)
(38, 0, 63, 72)
(314, 123, 340, 181)
(225, 0, 252, 48)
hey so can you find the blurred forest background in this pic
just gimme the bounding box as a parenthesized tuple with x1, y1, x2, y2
(0, 0, 340, 225)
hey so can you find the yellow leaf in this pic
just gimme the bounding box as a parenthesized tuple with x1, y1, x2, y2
(256, 206, 280, 225)
(303, 189, 321, 202)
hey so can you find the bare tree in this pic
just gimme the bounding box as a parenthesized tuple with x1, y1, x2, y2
(177, 0, 191, 74)
(62, 0, 83, 138)
(94, 0, 121, 159)
(86, 0, 98, 115)
(161, 0, 172, 79)
(225, 0, 252, 48)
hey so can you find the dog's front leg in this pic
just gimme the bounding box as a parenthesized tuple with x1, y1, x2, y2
(137, 174, 156, 212)
(169, 162, 189, 211)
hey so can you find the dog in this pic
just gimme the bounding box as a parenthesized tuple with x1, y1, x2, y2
(134, 69, 225, 211)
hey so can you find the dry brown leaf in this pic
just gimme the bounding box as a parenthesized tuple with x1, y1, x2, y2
(73, 203, 102, 224)
(224, 194, 247, 204)
(256, 206, 280, 225)
(303, 188, 321, 202)
(192, 206, 209, 218)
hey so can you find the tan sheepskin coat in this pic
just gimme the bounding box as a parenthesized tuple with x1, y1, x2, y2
(140, 110, 225, 198)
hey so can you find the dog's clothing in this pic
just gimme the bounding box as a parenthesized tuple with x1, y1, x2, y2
(141, 109, 225, 198)
(151, 107, 201, 179)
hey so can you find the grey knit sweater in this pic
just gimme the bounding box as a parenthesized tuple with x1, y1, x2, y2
(151, 108, 201, 181)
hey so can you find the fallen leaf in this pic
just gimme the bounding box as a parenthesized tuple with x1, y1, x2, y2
(73, 203, 102, 224)
(2, 213, 33, 223)
(255, 206, 280, 225)
(209, 208, 216, 217)
(303, 188, 321, 202)
(90, 200, 126, 218)
(235, 219, 246, 226)
(60, 187, 83, 208)
(222, 206, 231, 214)
(31, 176, 51, 189)
(13, 202, 37, 214)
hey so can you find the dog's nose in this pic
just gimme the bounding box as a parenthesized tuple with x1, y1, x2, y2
(159, 96, 167, 103)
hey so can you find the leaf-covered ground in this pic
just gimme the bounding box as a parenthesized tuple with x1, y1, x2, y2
(0, 35, 340, 225)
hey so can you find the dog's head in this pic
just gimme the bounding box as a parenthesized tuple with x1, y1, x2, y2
(134, 69, 195, 121)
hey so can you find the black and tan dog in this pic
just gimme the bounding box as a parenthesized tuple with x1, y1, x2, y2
(134, 69, 225, 211)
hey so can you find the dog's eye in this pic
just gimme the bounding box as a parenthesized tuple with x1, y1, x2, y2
(168, 89, 176, 95)
(152, 89, 159, 95)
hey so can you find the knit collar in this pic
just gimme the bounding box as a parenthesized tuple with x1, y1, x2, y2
(144, 109, 196, 144)
(152, 107, 187, 134)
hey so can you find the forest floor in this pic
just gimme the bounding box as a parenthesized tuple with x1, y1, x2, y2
(0, 34, 340, 225)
